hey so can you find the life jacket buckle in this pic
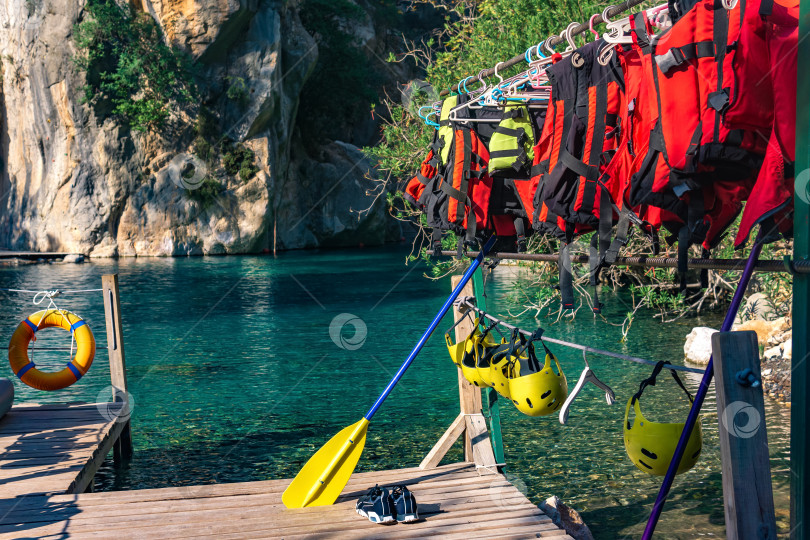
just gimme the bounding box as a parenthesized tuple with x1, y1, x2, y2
(655, 48, 685, 74)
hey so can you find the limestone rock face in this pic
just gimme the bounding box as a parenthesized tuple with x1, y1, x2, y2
(0, 0, 393, 256)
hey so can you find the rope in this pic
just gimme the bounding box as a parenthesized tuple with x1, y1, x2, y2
(0, 288, 102, 293)
(2, 288, 96, 363)
(29, 291, 77, 364)
(456, 298, 705, 374)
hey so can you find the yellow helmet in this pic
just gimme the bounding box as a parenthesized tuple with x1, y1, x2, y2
(444, 312, 477, 367)
(623, 361, 703, 476)
(508, 336, 567, 416)
(445, 331, 471, 367)
(445, 316, 495, 388)
(488, 330, 526, 399)
(474, 321, 506, 387)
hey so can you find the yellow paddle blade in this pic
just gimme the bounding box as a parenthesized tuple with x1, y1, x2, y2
(282, 418, 369, 508)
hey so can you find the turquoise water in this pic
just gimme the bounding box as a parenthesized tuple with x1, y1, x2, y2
(0, 248, 791, 538)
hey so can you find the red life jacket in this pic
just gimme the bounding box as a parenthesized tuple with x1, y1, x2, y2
(628, 0, 764, 249)
(730, 0, 797, 246)
(404, 147, 438, 210)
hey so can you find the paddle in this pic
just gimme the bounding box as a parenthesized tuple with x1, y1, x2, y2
(282, 235, 498, 508)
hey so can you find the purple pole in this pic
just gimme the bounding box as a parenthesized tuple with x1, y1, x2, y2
(641, 241, 763, 539)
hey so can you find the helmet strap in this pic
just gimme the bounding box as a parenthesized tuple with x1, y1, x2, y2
(632, 361, 695, 405)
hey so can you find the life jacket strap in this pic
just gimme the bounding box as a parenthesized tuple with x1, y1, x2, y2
(559, 149, 600, 182)
(440, 177, 467, 202)
(514, 218, 527, 253)
(655, 41, 717, 75)
(531, 159, 549, 178)
(431, 229, 443, 257)
(559, 241, 575, 310)
(678, 226, 690, 293)
(589, 234, 604, 314)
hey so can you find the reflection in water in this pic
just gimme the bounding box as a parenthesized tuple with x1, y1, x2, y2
(0, 248, 791, 538)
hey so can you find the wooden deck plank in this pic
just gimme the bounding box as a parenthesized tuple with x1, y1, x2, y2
(0, 403, 571, 540)
(0, 402, 126, 498)
(0, 480, 526, 525)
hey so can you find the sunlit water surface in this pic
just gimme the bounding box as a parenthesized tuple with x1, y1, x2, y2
(0, 247, 791, 538)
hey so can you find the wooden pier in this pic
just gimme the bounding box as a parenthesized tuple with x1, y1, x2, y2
(0, 251, 73, 261)
(0, 460, 569, 539)
(0, 273, 573, 539)
(0, 402, 127, 499)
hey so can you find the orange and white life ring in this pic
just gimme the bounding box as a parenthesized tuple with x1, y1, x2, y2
(8, 310, 95, 391)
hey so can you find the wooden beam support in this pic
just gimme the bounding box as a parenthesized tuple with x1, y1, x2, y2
(450, 275, 482, 462)
(465, 413, 499, 475)
(712, 331, 777, 540)
(420, 413, 466, 469)
(102, 274, 133, 460)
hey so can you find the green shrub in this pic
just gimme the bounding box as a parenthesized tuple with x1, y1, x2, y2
(186, 177, 223, 209)
(222, 141, 259, 181)
(73, 0, 195, 131)
(225, 76, 250, 109)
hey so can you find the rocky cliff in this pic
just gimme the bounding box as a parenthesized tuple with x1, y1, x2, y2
(0, 0, 401, 256)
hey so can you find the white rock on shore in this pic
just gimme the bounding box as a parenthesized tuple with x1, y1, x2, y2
(684, 327, 718, 365)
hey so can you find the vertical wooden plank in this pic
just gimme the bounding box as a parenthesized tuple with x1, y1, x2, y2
(102, 274, 133, 459)
(451, 274, 482, 462)
(472, 267, 505, 467)
(464, 413, 499, 475)
(712, 331, 777, 540)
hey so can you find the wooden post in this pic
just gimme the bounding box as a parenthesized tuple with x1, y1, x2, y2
(102, 274, 133, 460)
(451, 275, 481, 462)
(419, 274, 498, 472)
(472, 267, 505, 467)
(712, 331, 777, 540)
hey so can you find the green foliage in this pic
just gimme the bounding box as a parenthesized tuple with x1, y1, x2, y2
(73, 0, 195, 131)
(367, 0, 601, 191)
(222, 140, 259, 182)
(193, 136, 213, 163)
(186, 177, 224, 210)
(299, 0, 395, 145)
(225, 76, 250, 109)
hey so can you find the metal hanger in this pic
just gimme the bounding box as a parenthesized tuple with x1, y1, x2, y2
(558, 350, 616, 425)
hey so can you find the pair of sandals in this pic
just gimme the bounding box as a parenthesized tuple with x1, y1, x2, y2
(355, 484, 419, 524)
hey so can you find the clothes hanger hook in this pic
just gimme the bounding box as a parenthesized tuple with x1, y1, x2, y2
(601, 6, 614, 26)
(582, 350, 590, 369)
(494, 62, 504, 84)
(542, 33, 557, 55)
(589, 14, 600, 40)
(561, 22, 579, 52)
(534, 41, 547, 60)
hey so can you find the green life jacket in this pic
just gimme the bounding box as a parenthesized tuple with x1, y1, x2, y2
(488, 105, 535, 176)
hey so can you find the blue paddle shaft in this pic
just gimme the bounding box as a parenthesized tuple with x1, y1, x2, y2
(364, 236, 497, 420)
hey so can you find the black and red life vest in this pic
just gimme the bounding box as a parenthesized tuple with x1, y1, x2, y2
(628, 0, 765, 250)
(726, 0, 797, 247)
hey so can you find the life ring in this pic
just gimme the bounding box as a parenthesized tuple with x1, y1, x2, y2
(8, 310, 95, 391)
